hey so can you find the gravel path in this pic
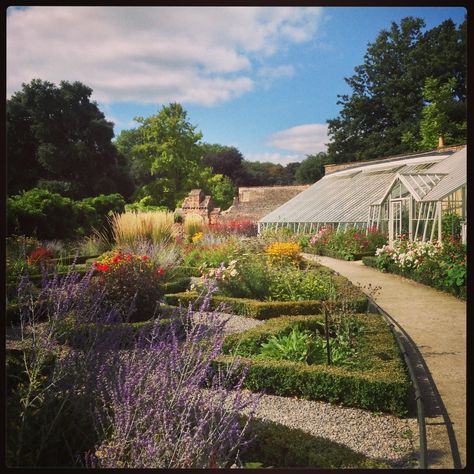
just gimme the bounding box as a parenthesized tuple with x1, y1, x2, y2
(246, 392, 417, 468)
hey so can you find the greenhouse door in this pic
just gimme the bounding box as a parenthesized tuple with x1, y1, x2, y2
(389, 199, 409, 242)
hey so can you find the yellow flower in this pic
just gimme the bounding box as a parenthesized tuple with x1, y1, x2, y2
(265, 242, 301, 264)
(191, 232, 204, 243)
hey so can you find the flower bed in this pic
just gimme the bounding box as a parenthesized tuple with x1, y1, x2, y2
(307, 226, 387, 261)
(372, 238, 466, 298)
(216, 314, 410, 415)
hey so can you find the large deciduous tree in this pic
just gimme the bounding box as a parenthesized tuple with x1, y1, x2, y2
(123, 103, 204, 209)
(326, 16, 466, 163)
(7, 79, 134, 198)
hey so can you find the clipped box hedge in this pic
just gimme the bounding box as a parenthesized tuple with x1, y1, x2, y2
(164, 275, 367, 320)
(216, 314, 411, 415)
(54, 315, 183, 347)
(172, 265, 202, 278)
(162, 277, 191, 294)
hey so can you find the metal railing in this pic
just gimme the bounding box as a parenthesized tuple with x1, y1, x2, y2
(368, 298, 428, 469)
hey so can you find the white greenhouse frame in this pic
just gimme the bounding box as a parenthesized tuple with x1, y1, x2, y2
(258, 147, 467, 244)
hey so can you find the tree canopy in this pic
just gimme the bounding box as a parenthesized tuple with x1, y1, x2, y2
(7, 79, 134, 198)
(294, 153, 327, 184)
(326, 16, 466, 163)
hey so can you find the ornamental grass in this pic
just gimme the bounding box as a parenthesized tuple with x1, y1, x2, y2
(183, 213, 205, 239)
(110, 211, 176, 247)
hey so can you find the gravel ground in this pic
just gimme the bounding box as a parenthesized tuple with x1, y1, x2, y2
(243, 392, 418, 468)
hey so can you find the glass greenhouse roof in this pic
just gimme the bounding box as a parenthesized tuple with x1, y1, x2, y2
(259, 148, 465, 225)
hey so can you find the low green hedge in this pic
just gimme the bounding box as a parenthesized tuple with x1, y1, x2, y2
(216, 314, 410, 415)
(242, 417, 388, 468)
(162, 277, 191, 294)
(307, 247, 374, 261)
(164, 288, 367, 320)
(54, 316, 183, 347)
(48, 254, 100, 266)
(172, 265, 202, 278)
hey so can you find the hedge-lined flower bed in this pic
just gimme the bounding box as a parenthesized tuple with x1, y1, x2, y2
(215, 314, 410, 415)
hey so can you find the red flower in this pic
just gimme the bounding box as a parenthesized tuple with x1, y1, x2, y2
(142, 255, 150, 261)
(112, 255, 121, 264)
(127, 254, 132, 262)
(95, 263, 110, 272)
(156, 267, 165, 276)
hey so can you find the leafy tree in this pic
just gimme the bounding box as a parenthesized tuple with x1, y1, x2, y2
(123, 103, 203, 209)
(294, 153, 327, 184)
(277, 162, 301, 185)
(7, 79, 134, 198)
(198, 172, 236, 210)
(326, 16, 466, 163)
(418, 77, 467, 149)
(240, 161, 285, 186)
(201, 144, 245, 182)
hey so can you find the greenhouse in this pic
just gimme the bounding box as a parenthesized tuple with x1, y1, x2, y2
(258, 146, 467, 243)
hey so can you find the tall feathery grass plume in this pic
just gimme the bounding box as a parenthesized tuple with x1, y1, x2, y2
(110, 211, 177, 248)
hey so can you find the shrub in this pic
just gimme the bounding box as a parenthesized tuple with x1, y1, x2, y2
(373, 238, 466, 298)
(265, 241, 302, 265)
(93, 250, 167, 321)
(9, 273, 259, 468)
(308, 226, 387, 260)
(82, 193, 126, 231)
(182, 242, 238, 268)
(7, 188, 89, 239)
(164, 287, 367, 320)
(26, 247, 55, 267)
(208, 220, 257, 237)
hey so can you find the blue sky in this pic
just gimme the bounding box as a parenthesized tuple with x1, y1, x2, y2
(7, 6, 466, 165)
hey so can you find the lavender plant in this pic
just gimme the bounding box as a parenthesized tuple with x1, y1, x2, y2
(8, 267, 259, 468)
(88, 296, 260, 469)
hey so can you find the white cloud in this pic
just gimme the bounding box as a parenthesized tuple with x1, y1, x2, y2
(7, 6, 323, 106)
(266, 123, 328, 154)
(245, 152, 301, 166)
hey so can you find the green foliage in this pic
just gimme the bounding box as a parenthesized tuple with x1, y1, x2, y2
(182, 242, 238, 268)
(294, 153, 326, 184)
(418, 77, 467, 149)
(200, 172, 236, 210)
(268, 268, 336, 302)
(7, 188, 126, 239)
(326, 16, 466, 163)
(256, 327, 326, 365)
(370, 239, 466, 298)
(7, 188, 87, 239)
(82, 193, 126, 230)
(218, 314, 410, 415)
(442, 212, 462, 240)
(122, 103, 203, 209)
(7, 79, 134, 199)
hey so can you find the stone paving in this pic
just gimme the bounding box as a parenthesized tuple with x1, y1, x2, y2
(302, 253, 467, 469)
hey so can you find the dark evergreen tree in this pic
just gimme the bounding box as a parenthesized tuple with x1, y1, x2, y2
(7, 79, 134, 198)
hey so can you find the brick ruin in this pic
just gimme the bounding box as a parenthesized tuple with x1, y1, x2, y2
(177, 185, 309, 224)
